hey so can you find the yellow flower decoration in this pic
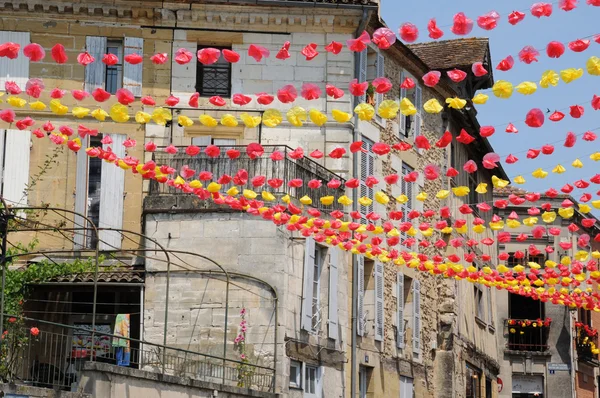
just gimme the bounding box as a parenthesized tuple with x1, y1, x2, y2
(109, 103, 130, 123)
(492, 80, 513, 99)
(309, 109, 327, 126)
(320, 196, 334, 206)
(541, 211, 557, 223)
(338, 195, 353, 206)
(243, 189, 257, 199)
(226, 186, 238, 196)
(332, 109, 352, 123)
(572, 158, 583, 168)
(552, 164, 566, 174)
(375, 191, 390, 205)
(287, 107, 307, 127)
(560, 68, 584, 83)
(590, 152, 600, 161)
(354, 103, 375, 121)
(178, 115, 194, 127)
(199, 114, 218, 127)
(221, 114, 238, 127)
(436, 190, 450, 199)
(399, 98, 417, 116)
(523, 217, 538, 227)
(396, 195, 409, 204)
(29, 101, 46, 111)
(415, 192, 427, 202)
(423, 98, 443, 114)
(506, 219, 521, 229)
(7, 96, 26, 108)
(135, 111, 151, 124)
(72, 107, 90, 118)
(378, 100, 400, 119)
(514, 176, 526, 184)
(359, 197, 373, 206)
(452, 186, 470, 197)
(472, 93, 489, 104)
(587, 56, 600, 76)
(592, 200, 600, 209)
(299, 195, 312, 205)
(261, 191, 276, 202)
(558, 207, 574, 219)
(263, 109, 283, 127)
(540, 70, 559, 88)
(532, 168, 548, 178)
(91, 108, 109, 121)
(205, 182, 221, 193)
(446, 97, 467, 109)
(475, 183, 488, 194)
(189, 180, 202, 189)
(151, 107, 172, 125)
(492, 175, 509, 188)
(515, 81, 537, 95)
(473, 224, 486, 234)
(49, 99, 69, 115)
(579, 204, 591, 214)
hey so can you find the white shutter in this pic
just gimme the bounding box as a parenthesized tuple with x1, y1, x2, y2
(124, 37, 144, 96)
(375, 53, 385, 123)
(2, 130, 31, 207)
(328, 247, 339, 340)
(302, 237, 316, 331)
(98, 134, 125, 250)
(74, 135, 90, 248)
(414, 85, 423, 154)
(374, 260, 384, 341)
(401, 377, 414, 398)
(487, 289, 494, 327)
(192, 136, 212, 146)
(397, 272, 405, 349)
(399, 71, 407, 136)
(357, 255, 365, 336)
(0, 31, 30, 89)
(412, 279, 422, 356)
(84, 36, 107, 93)
(358, 49, 367, 105)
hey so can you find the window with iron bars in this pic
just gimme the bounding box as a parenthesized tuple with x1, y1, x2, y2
(196, 46, 232, 97)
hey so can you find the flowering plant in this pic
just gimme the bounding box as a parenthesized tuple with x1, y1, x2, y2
(506, 318, 552, 330)
(575, 323, 600, 356)
(234, 308, 254, 387)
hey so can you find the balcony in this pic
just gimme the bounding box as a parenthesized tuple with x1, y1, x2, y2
(576, 323, 600, 366)
(146, 145, 346, 213)
(505, 318, 551, 353)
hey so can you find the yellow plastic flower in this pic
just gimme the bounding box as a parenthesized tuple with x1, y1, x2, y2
(189, 180, 202, 189)
(263, 109, 283, 127)
(299, 195, 312, 205)
(287, 107, 307, 127)
(452, 186, 470, 197)
(110, 103, 130, 123)
(226, 186, 238, 196)
(206, 182, 222, 193)
(532, 168, 548, 178)
(540, 70, 560, 88)
(492, 80, 513, 99)
(332, 109, 352, 123)
(492, 175, 509, 188)
(475, 183, 488, 194)
(359, 197, 373, 207)
(91, 108, 109, 121)
(542, 211, 557, 223)
(515, 81, 537, 95)
(473, 224, 486, 234)
(560, 68, 584, 83)
(354, 103, 375, 121)
(593, 200, 600, 209)
(7, 96, 26, 108)
(399, 98, 417, 116)
(243, 189, 257, 199)
(260, 191, 275, 202)
(572, 158, 583, 168)
(221, 114, 238, 127)
(199, 114, 218, 127)
(151, 107, 172, 125)
(396, 195, 408, 204)
(472, 93, 489, 104)
(178, 115, 194, 127)
(29, 101, 46, 111)
(135, 111, 151, 124)
(445, 97, 467, 109)
(416, 192, 427, 202)
(506, 219, 521, 229)
(552, 164, 566, 174)
(375, 191, 390, 205)
(514, 176, 526, 184)
(523, 217, 538, 227)
(558, 207, 574, 219)
(50, 99, 69, 115)
(378, 100, 400, 119)
(309, 109, 327, 126)
(72, 107, 90, 118)
(239, 113, 261, 128)
(436, 190, 450, 199)
(320, 196, 334, 206)
(338, 195, 353, 206)
(590, 153, 600, 161)
(587, 56, 600, 76)
(423, 98, 443, 114)
(579, 204, 591, 214)
(282, 195, 291, 204)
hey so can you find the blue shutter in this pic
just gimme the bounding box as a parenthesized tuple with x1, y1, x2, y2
(98, 134, 125, 250)
(124, 37, 144, 96)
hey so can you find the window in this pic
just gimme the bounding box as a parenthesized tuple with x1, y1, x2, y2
(304, 365, 321, 398)
(474, 285, 485, 323)
(311, 246, 325, 332)
(399, 71, 422, 138)
(487, 287, 494, 330)
(508, 293, 547, 351)
(191, 136, 237, 148)
(400, 376, 414, 398)
(289, 360, 302, 389)
(359, 366, 372, 398)
(400, 163, 414, 247)
(196, 46, 232, 97)
(397, 274, 413, 349)
(465, 364, 481, 398)
(86, 136, 103, 249)
(485, 378, 492, 398)
(579, 308, 592, 326)
(302, 238, 326, 333)
(105, 39, 124, 94)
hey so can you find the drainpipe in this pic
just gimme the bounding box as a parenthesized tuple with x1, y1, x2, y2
(351, 8, 372, 398)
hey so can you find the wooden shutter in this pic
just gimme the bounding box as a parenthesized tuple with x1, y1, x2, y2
(2, 130, 31, 207)
(74, 135, 90, 248)
(375, 53, 385, 123)
(124, 37, 144, 96)
(98, 134, 125, 250)
(412, 279, 422, 356)
(0, 31, 30, 89)
(328, 247, 339, 340)
(302, 237, 316, 331)
(357, 255, 365, 336)
(358, 49, 367, 105)
(374, 260, 384, 341)
(397, 272, 405, 349)
(399, 71, 407, 136)
(83, 36, 107, 93)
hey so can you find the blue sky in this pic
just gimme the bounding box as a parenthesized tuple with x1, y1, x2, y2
(381, 0, 599, 203)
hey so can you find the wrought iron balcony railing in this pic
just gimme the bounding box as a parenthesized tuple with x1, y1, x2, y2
(148, 145, 346, 213)
(505, 318, 550, 353)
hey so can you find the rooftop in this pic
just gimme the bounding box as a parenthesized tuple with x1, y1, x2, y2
(408, 38, 491, 71)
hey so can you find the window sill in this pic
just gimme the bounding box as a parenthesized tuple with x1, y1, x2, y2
(488, 325, 496, 334)
(475, 316, 487, 328)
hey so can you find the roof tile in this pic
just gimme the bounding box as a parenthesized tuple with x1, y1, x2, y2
(408, 38, 490, 70)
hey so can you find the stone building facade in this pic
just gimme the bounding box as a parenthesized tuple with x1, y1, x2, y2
(494, 187, 600, 398)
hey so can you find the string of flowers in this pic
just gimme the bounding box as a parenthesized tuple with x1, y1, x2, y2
(508, 318, 552, 334)
(234, 308, 254, 388)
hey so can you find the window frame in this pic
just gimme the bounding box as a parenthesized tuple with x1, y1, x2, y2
(310, 245, 326, 333)
(105, 39, 124, 94)
(303, 364, 322, 398)
(196, 45, 233, 98)
(289, 360, 302, 389)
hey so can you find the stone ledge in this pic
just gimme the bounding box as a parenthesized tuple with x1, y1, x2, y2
(82, 362, 276, 398)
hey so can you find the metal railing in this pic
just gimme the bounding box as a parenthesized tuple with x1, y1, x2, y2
(149, 145, 346, 212)
(505, 319, 550, 352)
(1, 317, 274, 392)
